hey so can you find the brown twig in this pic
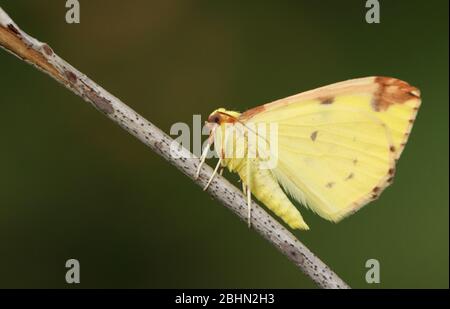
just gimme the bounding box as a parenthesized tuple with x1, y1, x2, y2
(0, 6, 350, 289)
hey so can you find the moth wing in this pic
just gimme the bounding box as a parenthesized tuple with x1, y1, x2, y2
(239, 76, 421, 221)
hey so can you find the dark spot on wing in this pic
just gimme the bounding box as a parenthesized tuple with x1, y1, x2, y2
(353, 159, 358, 165)
(345, 173, 354, 180)
(310, 131, 318, 141)
(320, 97, 334, 105)
(326, 182, 335, 188)
(390, 145, 396, 153)
(371, 187, 381, 199)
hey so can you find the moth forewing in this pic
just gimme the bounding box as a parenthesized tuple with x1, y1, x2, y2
(204, 76, 421, 230)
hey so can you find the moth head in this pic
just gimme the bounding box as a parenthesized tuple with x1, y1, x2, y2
(207, 108, 241, 125)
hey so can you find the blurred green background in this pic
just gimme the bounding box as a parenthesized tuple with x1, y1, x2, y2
(0, 0, 448, 288)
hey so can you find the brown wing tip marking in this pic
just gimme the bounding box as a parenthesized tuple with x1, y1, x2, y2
(372, 77, 421, 112)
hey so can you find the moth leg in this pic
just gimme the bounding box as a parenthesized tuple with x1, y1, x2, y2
(195, 141, 211, 179)
(247, 183, 252, 228)
(242, 182, 247, 196)
(203, 158, 222, 191)
(219, 167, 224, 176)
(246, 157, 252, 228)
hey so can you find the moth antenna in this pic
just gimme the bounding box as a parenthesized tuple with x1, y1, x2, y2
(203, 157, 222, 191)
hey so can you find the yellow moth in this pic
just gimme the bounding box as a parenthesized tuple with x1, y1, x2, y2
(196, 77, 421, 230)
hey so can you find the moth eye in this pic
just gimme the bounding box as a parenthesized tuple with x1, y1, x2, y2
(213, 116, 220, 123)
